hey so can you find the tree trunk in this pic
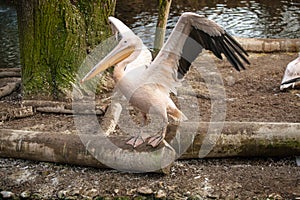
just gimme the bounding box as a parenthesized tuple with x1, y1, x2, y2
(15, 0, 116, 100)
(153, 0, 172, 56)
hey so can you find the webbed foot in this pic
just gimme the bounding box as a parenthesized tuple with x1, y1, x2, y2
(126, 135, 148, 148)
(147, 134, 164, 147)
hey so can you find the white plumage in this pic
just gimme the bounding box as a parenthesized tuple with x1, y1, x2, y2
(81, 13, 250, 148)
(280, 53, 300, 90)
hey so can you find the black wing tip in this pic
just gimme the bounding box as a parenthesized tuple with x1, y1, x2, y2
(223, 32, 250, 70)
(224, 32, 249, 56)
(281, 77, 300, 85)
(184, 23, 250, 74)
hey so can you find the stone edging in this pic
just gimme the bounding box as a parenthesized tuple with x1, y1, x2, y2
(235, 37, 300, 53)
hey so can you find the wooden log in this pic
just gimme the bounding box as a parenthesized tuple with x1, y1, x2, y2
(0, 122, 299, 173)
(0, 106, 34, 121)
(0, 68, 21, 73)
(0, 81, 21, 99)
(173, 122, 300, 158)
(0, 129, 175, 174)
(22, 100, 67, 108)
(22, 100, 106, 115)
(0, 71, 21, 78)
(36, 106, 105, 115)
(0, 68, 21, 78)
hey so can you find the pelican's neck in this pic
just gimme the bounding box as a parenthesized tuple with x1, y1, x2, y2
(113, 62, 127, 82)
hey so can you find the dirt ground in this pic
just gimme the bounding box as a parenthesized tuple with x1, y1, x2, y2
(0, 52, 299, 199)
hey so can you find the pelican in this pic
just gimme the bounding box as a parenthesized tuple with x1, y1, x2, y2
(81, 12, 250, 148)
(280, 53, 300, 90)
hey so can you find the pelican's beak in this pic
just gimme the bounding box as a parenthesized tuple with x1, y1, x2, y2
(81, 41, 134, 83)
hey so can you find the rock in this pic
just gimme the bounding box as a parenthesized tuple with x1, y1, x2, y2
(155, 189, 167, 199)
(20, 190, 31, 199)
(0, 191, 15, 199)
(31, 193, 43, 199)
(126, 188, 136, 196)
(187, 194, 205, 200)
(167, 185, 177, 191)
(137, 186, 153, 195)
(296, 156, 300, 166)
(114, 188, 119, 194)
(83, 188, 98, 198)
(69, 189, 80, 196)
(268, 193, 283, 199)
(225, 76, 236, 86)
(206, 193, 219, 199)
(57, 190, 69, 199)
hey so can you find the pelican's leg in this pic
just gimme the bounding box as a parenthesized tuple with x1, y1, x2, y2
(147, 110, 168, 148)
(126, 112, 149, 148)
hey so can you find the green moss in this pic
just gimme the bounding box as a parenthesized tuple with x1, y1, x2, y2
(239, 138, 300, 157)
(17, 0, 116, 100)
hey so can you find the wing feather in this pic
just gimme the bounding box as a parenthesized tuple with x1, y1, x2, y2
(144, 12, 249, 94)
(280, 55, 300, 89)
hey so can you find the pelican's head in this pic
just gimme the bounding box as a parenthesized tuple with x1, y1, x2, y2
(81, 17, 142, 83)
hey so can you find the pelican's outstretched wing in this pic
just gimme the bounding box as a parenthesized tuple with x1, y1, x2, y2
(280, 54, 300, 90)
(146, 12, 249, 93)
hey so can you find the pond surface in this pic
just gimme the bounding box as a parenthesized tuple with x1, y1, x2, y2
(0, 1, 20, 68)
(0, 0, 299, 68)
(116, 0, 300, 48)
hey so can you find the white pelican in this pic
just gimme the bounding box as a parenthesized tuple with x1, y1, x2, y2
(280, 53, 300, 90)
(81, 12, 250, 148)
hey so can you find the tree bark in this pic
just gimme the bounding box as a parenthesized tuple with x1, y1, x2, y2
(15, 0, 116, 100)
(153, 0, 172, 56)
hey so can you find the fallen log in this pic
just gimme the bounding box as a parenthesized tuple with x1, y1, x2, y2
(22, 100, 66, 108)
(0, 81, 21, 99)
(22, 100, 106, 115)
(0, 68, 21, 78)
(0, 68, 21, 73)
(0, 122, 299, 174)
(0, 106, 34, 121)
(0, 71, 21, 78)
(175, 122, 300, 158)
(0, 128, 175, 174)
(36, 106, 105, 115)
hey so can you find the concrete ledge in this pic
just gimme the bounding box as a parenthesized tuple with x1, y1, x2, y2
(235, 37, 300, 53)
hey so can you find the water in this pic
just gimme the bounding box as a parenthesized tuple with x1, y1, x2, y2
(0, 1, 20, 68)
(0, 0, 299, 68)
(116, 0, 300, 48)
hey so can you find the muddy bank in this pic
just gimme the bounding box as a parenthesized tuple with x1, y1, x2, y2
(0, 52, 300, 199)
